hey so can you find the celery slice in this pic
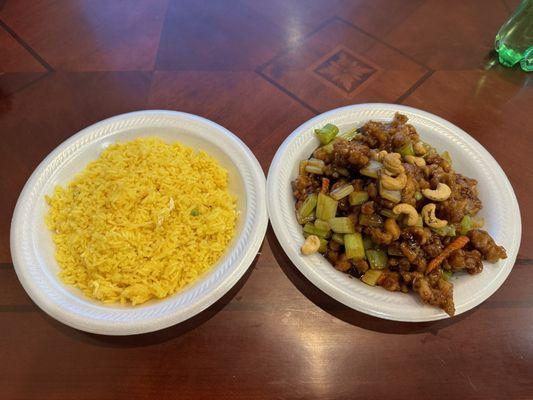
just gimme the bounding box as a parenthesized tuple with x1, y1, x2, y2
(328, 217, 355, 233)
(361, 269, 383, 286)
(330, 183, 354, 200)
(297, 193, 318, 220)
(366, 249, 388, 270)
(303, 223, 331, 238)
(316, 193, 338, 220)
(344, 232, 365, 260)
(349, 191, 369, 206)
(315, 124, 339, 145)
(314, 219, 331, 232)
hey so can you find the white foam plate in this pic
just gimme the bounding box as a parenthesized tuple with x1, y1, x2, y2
(11, 110, 268, 335)
(267, 103, 521, 322)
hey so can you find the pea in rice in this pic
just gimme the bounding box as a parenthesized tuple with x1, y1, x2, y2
(45, 137, 237, 305)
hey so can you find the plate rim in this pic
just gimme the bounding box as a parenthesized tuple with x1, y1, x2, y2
(10, 109, 268, 335)
(267, 103, 521, 322)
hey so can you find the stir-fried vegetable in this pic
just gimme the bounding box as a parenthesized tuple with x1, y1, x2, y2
(362, 235, 374, 250)
(304, 158, 325, 174)
(344, 232, 365, 260)
(397, 142, 414, 157)
(349, 191, 369, 206)
(361, 269, 383, 286)
(297, 193, 317, 220)
(432, 225, 456, 237)
(314, 219, 330, 232)
(315, 123, 339, 145)
(318, 237, 328, 253)
(460, 215, 472, 235)
(328, 217, 355, 233)
(379, 208, 399, 220)
(303, 223, 330, 238)
(330, 183, 354, 200)
(360, 160, 382, 178)
(366, 249, 388, 270)
(316, 192, 338, 220)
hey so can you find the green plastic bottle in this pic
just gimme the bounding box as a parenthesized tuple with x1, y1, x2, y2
(495, 0, 533, 71)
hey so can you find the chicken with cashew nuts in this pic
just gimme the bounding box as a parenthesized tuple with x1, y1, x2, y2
(292, 113, 507, 317)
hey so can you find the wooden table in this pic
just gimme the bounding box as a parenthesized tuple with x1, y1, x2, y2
(1, 0, 531, 398)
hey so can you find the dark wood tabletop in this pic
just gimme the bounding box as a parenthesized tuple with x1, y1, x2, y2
(1, 0, 532, 399)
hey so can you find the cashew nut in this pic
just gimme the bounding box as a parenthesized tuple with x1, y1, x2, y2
(413, 141, 427, 155)
(392, 203, 419, 226)
(301, 235, 321, 255)
(422, 183, 451, 201)
(384, 218, 401, 240)
(382, 153, 404, 176)
(404, 155, 426, 167)
(371, 150, 388, 161)
(380, 172, 407, 190)
(421, 203, 447, 228)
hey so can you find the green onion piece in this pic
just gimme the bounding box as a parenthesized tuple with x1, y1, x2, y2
(316, 193, 338, 221)
(318, 238, 328, 253)
(441, 151, 452, 164)
(414, 191, 423, 201)
(379, 182, 402, 203)
(349, 191, 369, 206)
(303, 223, 330, 238)
(314, 219, 331, 232)
(297, 193, 318, 220)
(296, 211, 315, 225)
(397, 142, 414, 157)
(360, 160, 382, 178)
(442, 270, 453, 281)
(305, 165, 324, 174)
(332, 233, 344, 245)
(330, 183, 354, 200)
(362, 235, 374, 250)
(328, 217, 355, 233)
(361, 269, 383, 286)
(307, 158, 325, 168)
(299, 160, 308, 175)
(321, 142, 334, 154)
(379, 208, 399, 219)
(315, 123, 339, 145)
(338, 128, 359, 142)
(344, 232, 365, 260)
(359, 214, 384, 227)
(366, 249, 388, 270)
(191, 208, 199, 216)
(460, 215, 472, 235)
(432, 225, 456, 236)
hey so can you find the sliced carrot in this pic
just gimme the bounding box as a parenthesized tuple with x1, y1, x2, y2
(426, 235, 470, 274)
(321, 177, 330, 193)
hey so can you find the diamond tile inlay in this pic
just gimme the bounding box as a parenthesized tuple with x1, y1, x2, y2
(313, 47, 377, 94)
(260, 18, 429, 112)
